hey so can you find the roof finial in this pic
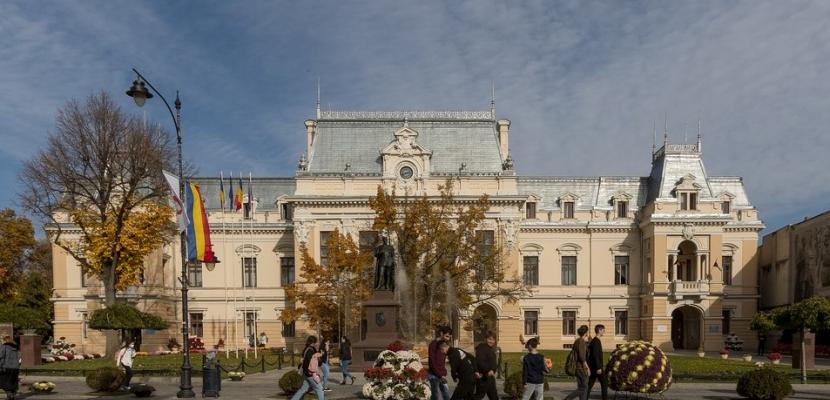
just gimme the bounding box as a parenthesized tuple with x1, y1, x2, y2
(663, 112, 669, 146)
(684, 122, 688, 144)
(697, 118, 702, 152)
(316, 77, 321, 119)
(490, 81, 496, 118)
(652, 119, 657, 154)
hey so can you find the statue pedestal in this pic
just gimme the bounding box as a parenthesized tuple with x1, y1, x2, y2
(352, 291, 401, 370)
(20, 334, 42, 367)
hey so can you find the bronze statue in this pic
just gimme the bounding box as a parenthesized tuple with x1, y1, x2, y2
(374, 236, 396, 291)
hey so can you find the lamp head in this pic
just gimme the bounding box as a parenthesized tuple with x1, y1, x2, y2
(126, 79, 153, 107)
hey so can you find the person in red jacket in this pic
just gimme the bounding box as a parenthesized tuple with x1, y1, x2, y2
(428, 326, 453, 400)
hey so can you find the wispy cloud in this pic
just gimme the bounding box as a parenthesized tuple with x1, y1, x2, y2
(1, 0, 828, 233)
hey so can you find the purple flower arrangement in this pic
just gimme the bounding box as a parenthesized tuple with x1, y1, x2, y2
(606, 340, 672, 394)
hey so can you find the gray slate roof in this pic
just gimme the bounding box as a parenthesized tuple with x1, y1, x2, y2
(307, 113, 503, 175)
(518, 177, 648, 210)
(190, 177, 296, 210)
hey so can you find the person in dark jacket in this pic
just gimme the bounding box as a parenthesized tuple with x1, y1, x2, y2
(474, 332, 499, 400)
(428, 326, 452, 400)
(339, 336, 354, 385)
(520, 337, 546, 400)
(290, 335, 324, 400)
(319, 338, 332, 391)
(587, 325, 608, 400)
(448, 347, 479, 400)
(0, 336, 21, 400)
(564, 325, 591, 400)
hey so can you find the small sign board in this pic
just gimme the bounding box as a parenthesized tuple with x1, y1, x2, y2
(0, 323, 12, 338)
(657, 325, 667, 333)
(708, 324, 721, 333)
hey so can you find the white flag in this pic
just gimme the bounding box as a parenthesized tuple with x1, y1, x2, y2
(162, 170, 188, 232)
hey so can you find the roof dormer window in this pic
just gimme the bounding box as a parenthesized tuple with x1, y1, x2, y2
(526, 202, 536, 220)
(611, 192, 633, 219)
(559, 192, 579, 220)
(675, 174, 702, 212)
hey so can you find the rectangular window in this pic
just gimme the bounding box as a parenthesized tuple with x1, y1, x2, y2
(564, 202, 575, 219)
(526, 202, 536, 219)
(615, 256, 629, 285)
(617, 201, 628, 218)
(243, 202, 252, 220)
(722, 310, 732, 335)
(81, 270, 87, 287)
(476, 230, 495, 280)
(280, 257, 295, 286)
(615, 311, 629, 335)
(320, 231, 331, 268)
(689, 193, 697, 210)
(243, 257, 257, 288)
(562, 311, 576, 336)
(680, 193, 688, 210)
(523, 256, 539, 286)
(282, 321, 296, 337)
(190, 313, 204, 337)
(359, 231, 378, 253)
(188, 262, 203, 288)
(82, 312, 88, 339)
(524, 310, 538, 336)
(562, 256, 577, 286)
(244, 312, 257, 343)
(282, 203, 293, 221)
(722, 256, 733, 285)
(721, 201, 730, 214)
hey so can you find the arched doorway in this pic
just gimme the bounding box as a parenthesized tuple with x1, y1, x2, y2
(472, 304, 498, 344)
(671, 306, 702, 350)
(675, 241, 698, 281)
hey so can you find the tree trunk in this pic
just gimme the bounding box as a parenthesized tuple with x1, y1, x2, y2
(102, 261, 119, 357)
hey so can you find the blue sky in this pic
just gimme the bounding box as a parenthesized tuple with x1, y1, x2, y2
(1, 1, 829, 236)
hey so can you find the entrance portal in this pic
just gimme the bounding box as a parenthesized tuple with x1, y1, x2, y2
(472, 304, 498, 344)
(671, 306, 702, 350)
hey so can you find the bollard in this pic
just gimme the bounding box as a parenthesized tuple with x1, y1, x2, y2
(291, 351, 296, 366)
(261, 356, 266, 373)
(278, 352, 282, 369)
(504, 363, 508, 379)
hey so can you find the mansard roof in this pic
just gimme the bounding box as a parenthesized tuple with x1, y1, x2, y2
(518, 176, 649, 210)
(305, 110, 504, 176)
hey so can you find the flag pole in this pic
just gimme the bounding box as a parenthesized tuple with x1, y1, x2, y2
(250, 172, 258, 360)
(232, 172, 240, 359)
(221, 171, 229, 359)
(242, 171, 249, 359)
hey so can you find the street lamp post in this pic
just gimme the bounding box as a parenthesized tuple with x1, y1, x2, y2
(126, 68, 214, 398)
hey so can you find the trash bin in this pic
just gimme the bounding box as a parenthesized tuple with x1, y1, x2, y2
(202, 350, 221, 397)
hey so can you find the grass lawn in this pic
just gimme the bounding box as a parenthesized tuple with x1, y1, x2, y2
(22, 351, 294, 377)
(499, 351, 830, 383)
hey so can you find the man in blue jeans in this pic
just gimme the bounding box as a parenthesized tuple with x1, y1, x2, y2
(428, 326, 452, 400)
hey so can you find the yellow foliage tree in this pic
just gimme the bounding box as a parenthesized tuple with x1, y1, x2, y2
(281, 229, 374, 337)
(369, 179, 527, 340)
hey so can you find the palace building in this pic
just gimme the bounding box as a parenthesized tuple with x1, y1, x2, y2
(50, 106, 765, 354)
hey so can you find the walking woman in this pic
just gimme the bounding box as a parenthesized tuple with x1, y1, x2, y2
(319, 337, 332, 391)
(291, 335, 325, 400)
(115, 341, 136, 390)
(339, 336, 355, 385)
(0, 336, 21, 400)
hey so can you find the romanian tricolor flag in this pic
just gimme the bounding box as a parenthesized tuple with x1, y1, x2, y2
(185, 181, 215, 264)
(234, 175, 244, 211)
(227, 173, 234, 212)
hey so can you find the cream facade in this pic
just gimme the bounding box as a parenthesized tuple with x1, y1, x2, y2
(50, 108, 764, 354)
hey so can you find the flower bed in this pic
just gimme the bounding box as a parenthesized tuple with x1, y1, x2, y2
(607, 340, 672, 394)
(43, 352, 102, 363)
(30, 381, 56, 393)
(228, 371, 246, 381)
(362, 342, 430, 400)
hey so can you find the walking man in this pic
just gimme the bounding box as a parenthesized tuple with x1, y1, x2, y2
(564, 325, 590, 400)
(428, 326, 452, 400)
(587, 325, 608, 400)
(474, 332, 499, 400)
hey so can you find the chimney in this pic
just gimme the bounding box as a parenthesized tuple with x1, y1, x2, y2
(497, 119, 511, 160)
(304, 119, 317, 157)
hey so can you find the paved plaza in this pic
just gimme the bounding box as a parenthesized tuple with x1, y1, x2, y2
(13, 370, 830, 400)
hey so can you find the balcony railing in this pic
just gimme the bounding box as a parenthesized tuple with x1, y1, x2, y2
(670, 280, 710, 300)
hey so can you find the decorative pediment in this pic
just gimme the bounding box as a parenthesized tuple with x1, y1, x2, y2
(674, 174, 703, 192)
(611, 191, 632, 202)
(556, 243, 582, 256)
(235, 244, 261, 255)
(558, 192, 580, 204)
(715, 191, 736, 201)
(381, 120, 432, 157)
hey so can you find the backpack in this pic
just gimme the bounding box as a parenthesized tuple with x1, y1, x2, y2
(564, 346, 577, 377)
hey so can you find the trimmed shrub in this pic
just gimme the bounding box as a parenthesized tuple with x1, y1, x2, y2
(736, 367, 793, 400)
(85, 366, 125, 392)
(607, 340, 672, 394)
(279, 369, 304, 394)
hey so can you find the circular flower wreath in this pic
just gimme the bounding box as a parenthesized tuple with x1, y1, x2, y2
(606, 340, 672, 394)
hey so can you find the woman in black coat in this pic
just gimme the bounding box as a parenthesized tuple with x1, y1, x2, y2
(448, 347, 479, 400)
(0, 335, 21, 400)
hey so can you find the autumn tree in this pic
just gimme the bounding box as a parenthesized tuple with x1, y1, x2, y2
(0, 208, 37, 297)
(369, 179, 527, 341)
(281, 229, 374, 338)
(19, 92, 176, 354)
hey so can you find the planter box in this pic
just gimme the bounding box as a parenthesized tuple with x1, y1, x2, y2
(720, 354, 729, 359)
